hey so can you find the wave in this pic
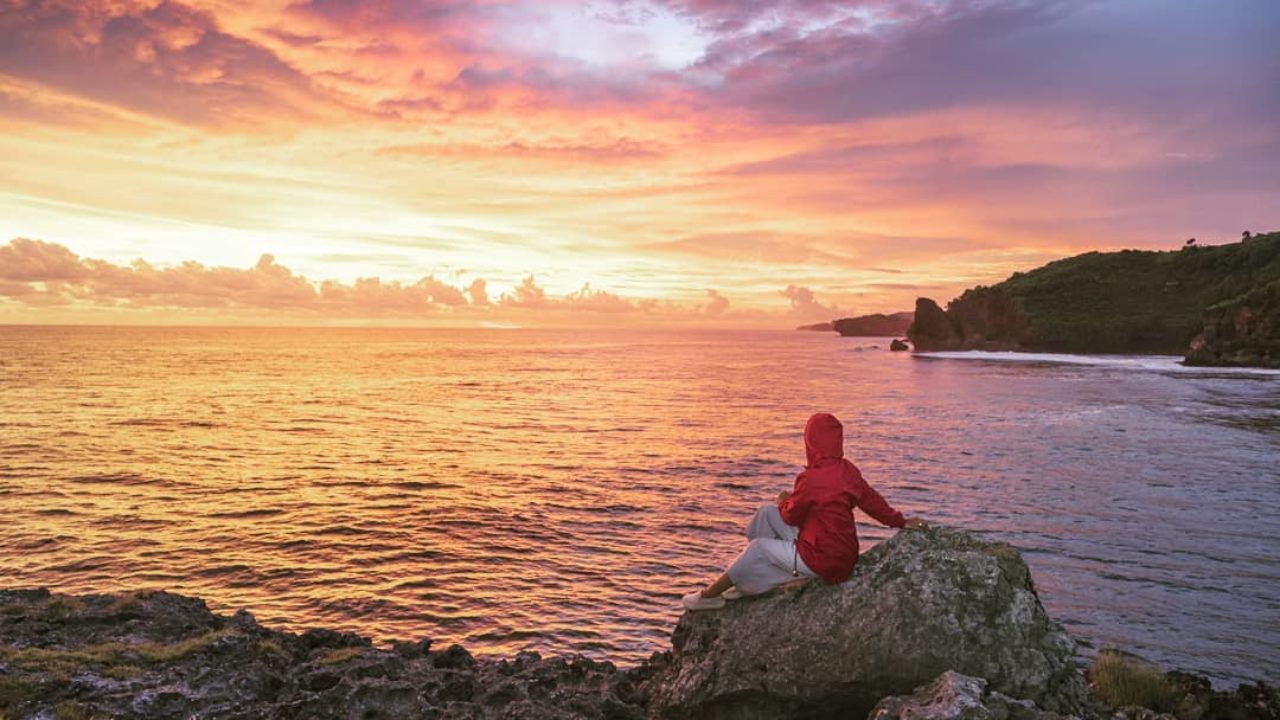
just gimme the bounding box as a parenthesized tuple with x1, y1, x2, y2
(913, 351, 1280, 375)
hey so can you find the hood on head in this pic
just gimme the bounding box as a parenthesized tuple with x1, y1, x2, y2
(804, 412, 844, 468)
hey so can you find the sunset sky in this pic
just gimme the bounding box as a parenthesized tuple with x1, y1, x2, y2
(1, 0, 1277, 326)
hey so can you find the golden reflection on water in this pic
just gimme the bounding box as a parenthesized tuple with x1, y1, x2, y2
(1, 326, 1278, 685)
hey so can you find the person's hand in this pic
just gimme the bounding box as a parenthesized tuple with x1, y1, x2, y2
(776, 490, 790, 505)
(903, 517, 929, 530)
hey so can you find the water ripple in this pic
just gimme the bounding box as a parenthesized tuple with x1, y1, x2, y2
(0, 326, 1276, 687)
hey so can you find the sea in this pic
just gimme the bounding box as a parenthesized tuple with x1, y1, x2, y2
(1, 326, 1277, 686)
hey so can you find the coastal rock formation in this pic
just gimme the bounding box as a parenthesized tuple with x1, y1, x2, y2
(890, 338, 910, 351)
(834, 311, 915, 337)
(0, 589, 643, 720)
(796, 322, 836, 332)
(870, 671, 1069, 720)
(905, 231, 1280, 361)
(1184, 279, 1280, 368)
(908, 298, 963, 351)
(639, 528, 1086, 720)
(907, 290, 1032, 352)
(5, 546, 1277, 720)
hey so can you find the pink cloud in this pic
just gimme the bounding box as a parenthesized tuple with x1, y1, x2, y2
(1, 240, 783, 324)
(0, 238, 90, 281)
(702, 288, 729, 315)
(0, 239, 464, 315)
(498, 276, 636, 314)
(781, 284, 838, 320)
(467, 278, 492, 306)
(0, 0, 339, 126)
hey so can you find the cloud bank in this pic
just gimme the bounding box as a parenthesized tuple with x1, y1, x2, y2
(0, 238, 836, 326)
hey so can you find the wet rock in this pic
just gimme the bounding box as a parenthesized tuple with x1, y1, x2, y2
(299, 627, 371, 650)
(434, 643, 477, 670)
(639, 527, 1087, 720)
(228, 608, 259, 632)
(393, 637, 433, 658)
(890, 338, 910, 351)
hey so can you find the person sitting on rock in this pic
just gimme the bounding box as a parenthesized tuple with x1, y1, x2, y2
(682, 412, 927, 610)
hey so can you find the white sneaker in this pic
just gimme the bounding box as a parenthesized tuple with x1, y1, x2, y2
(681, 591, 726, 611)
(722, 587, 744, 600)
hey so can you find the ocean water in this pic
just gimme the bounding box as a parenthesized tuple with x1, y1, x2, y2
(1, 326, 1277, 685)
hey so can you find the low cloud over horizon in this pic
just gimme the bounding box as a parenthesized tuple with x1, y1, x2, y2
(0, 238, 850, 326)
(1, 0, 1276, 321)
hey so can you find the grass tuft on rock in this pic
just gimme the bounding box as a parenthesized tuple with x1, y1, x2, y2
(0, 628, 235, 670)
(1088, 649, 1181, 713)
(320, 647, 366, 665)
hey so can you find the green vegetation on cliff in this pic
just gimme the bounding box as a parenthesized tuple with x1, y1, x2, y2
(909, 232, 1280, 357)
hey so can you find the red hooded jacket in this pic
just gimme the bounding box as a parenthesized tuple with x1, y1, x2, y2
(778, 413, 905, 584)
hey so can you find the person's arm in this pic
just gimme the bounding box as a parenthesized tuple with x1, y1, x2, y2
(777, 474, 815, 526)
(849, 468, 906, 529)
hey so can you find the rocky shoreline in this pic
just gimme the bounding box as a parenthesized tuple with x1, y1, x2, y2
(2, 529, 1275, 719)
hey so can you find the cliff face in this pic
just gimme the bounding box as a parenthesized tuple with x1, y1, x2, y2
(908, 232, 1280, 359)
(908, 292, 1031, 352)
(833, 311, 914, 337)
(1185, 279, 1280, 368)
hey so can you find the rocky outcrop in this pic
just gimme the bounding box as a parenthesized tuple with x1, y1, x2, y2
(870, 671, 1070, 720)
(905, 232, 1280, 362)
(1184, 279, 1280, 368)
(796, 322, 836, 332)
(908, 298, 963, 351)
(0, 588, 643, 720)
(834, 312, 915, 337)
(907, 291, 1031, 352)
(890, 338, 910, 352)
(638, 528, 1086, 720)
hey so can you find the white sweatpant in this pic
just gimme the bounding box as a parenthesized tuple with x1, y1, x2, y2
(725, 504, 816, 596)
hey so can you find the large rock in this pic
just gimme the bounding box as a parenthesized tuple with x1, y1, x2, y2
(639, 528, 1086, 720)
(870, 671, 1071, 720)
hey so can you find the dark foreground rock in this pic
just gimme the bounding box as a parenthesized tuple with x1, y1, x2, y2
(0, 589, 643, 719)
(638, 528, 1087, 720)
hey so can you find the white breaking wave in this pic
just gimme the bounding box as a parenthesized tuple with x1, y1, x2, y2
(913, 350, 1280, 376)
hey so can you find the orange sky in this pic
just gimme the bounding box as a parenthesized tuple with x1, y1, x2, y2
(1, 0, 1277, 326)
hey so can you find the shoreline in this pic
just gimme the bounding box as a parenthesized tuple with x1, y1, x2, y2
(4, 528, 1276, 719)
